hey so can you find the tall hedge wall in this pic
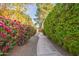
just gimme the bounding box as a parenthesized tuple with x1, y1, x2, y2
(44, 4, 79, 55)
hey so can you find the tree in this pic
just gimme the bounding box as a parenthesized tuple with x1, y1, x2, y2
(36, 3, 53, 29)
(0, 3, 33, 25)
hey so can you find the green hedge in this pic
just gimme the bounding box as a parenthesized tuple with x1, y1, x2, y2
(44, 3, 79, 55)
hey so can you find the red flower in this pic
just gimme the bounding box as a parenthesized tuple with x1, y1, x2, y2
(10, 33, 15, 37)
(3, 25, 12, 33)
(0, 32, 7, 39)
(2, 45, 10, 52)
(7, 29, 12, 33)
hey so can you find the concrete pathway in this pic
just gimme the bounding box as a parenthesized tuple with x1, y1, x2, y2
(10, 33, 38, 56)
(10, 32, 69, 56)
(37, 32, 69, 56)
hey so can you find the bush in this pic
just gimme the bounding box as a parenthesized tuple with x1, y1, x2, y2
(0, 16, 17, 55)
(0, 16, 36, 55)
(63, 33, 79, 55)
(44, 4, 79, 55)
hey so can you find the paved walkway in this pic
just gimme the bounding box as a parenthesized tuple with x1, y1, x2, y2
(10, 33, 38, 56)
(37, 32, 62, 56)
(10, 32, 69, 56)
(37, 32, 69, 56)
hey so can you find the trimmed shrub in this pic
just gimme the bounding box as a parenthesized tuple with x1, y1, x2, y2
(63, 33, 79, 55)
(44, 3, 79, 55)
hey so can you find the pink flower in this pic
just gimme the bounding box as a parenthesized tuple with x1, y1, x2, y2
(0, 32, 7, 38)
(0, 16, 4, 18)
(3, 25, 12, 33)
(0, 23, 3, 27)
(0, 21, 5, 25)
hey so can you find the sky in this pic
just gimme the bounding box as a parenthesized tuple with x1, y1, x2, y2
(26, 4, 37, 23)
